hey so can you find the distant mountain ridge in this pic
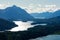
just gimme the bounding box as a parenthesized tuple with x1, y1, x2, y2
(31, 10, 60, 19)
(0, 5, 34, 21)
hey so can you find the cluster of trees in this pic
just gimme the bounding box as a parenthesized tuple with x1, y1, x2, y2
(0, 18, 17, 31)
(0, 15, 60, 40)
(0, 23, 60, 40)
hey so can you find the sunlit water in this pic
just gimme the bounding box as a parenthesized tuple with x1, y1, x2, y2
(9, 21, 47, 31)
(30, 35, 60, 40)
(9, 21, 35, 31)
(8, 21, 60, 40)
(36, 23, 47, 26)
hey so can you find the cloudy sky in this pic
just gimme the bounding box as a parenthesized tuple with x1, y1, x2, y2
(0, 0, 60, 13)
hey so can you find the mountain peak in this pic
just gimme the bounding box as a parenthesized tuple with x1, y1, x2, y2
(12, 5, 17, 7)
(0, 5, 34, 21)
(12, 5, 20, 9)
(5, 5, 22, 10)
(12, 5, 17, 8)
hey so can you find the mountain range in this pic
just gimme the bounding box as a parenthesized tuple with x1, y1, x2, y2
(31, 10, 60, 19)
(0, 5, 34, 21)
(0, 5, 60, 31)
(0, 5, 60, 40)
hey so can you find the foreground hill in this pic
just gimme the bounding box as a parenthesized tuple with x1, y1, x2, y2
(0, 16, 60, 40)
(0, 18, 17, 31)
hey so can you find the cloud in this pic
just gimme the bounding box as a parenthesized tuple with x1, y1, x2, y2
(0, 4, 60, 13)
(45, 5, 56, 8)
(0, 4, 13, 9)
(23, 4, 60, 13)
(0, 4, 6, 9)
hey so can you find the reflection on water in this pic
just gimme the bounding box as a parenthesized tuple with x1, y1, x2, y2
(9, 21, 35, 31)
(9, 21, 47, 31)
(30, 35, 60, 40)
(7, 21, 60, 40)
(36, 23, 47, 26)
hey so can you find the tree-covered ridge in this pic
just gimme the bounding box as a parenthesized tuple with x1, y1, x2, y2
(0, 18, 17, 31)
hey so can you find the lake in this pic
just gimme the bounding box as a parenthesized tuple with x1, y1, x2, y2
(8, 21, 60, 40)
(9, 21, 35, 31)
(9, 21, 47, 31)
(30, 35, 60, 40)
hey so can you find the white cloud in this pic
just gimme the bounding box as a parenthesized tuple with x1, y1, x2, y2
(0, 4, 60, 13)
(0, 4, 6, 9)
(45, 5, 56, 8)
(23, 4, 60, 13)
(0, 4, 13, 9)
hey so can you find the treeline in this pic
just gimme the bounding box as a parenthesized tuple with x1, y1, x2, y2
(0, 24, 60, 40)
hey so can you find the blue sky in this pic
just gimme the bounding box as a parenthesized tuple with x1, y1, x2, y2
(0, 0, 60, 13)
